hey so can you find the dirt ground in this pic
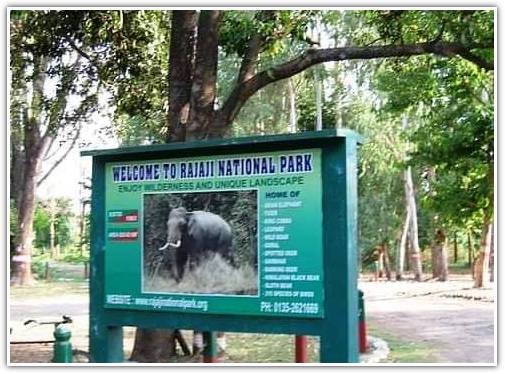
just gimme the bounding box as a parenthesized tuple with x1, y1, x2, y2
(359, 274, 495, 364)
(9, 273, 495, 364)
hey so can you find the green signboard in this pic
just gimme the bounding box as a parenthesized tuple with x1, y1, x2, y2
(83, 130, 361, 363)
(103, 149, 324, 318)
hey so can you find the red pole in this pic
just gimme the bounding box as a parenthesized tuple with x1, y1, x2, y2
(358, 289, 368, 353)
(359, 320, 368, 353)
(295, 335, 308, 363)
(203, 356, 219, 363)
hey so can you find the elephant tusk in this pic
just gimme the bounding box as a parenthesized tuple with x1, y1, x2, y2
(168, 240, 181, 248)
(159, 242, 170, 251)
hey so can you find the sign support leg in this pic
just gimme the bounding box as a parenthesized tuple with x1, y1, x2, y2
(90, 324, 124, 363)
(202, 331, 218, 363)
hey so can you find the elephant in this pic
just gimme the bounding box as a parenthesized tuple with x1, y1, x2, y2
(158, 207, 235, 282)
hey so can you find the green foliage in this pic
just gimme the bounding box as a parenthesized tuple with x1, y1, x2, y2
(30, 251, 51, 279)
(370, 21, 493, 262)
(33, 198, 75, 250)
(11, 10, 494, 275)
(295, 69, 337, 132)
(60, 251, 89, 264)
(10, 10, 102, 126)
(105, 11, 170, 144)
(355, 107, 406, 262)
(11, 10, 170, 146)
(33, 204, 50, 248)
(219, 11, 318, 57)
(363, 10, 493, 47)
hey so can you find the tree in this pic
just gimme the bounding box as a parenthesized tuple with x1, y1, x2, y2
(11, 9, 493, 360)
(33, 198, 75, 255)
(373, 34, 493, 284)
(136, 9, 492, 360)
(99, 10, 492, 143)
(10, 11, 102, 285)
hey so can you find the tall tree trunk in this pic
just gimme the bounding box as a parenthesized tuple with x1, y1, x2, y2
(287, 78, 297, 133)
(396, 208, 410, 280)
(404, 166, 423, 281)
(467, 231, 473, 270)
(10, 133, 25, 208)
(166, 10, 197, 142)
(132, 10, 198, 362)
(489, 229, 494, 283)
(132, 11, 217, 362)
(453, 232, 458, 263)
(381, 243, 392, 281)
(314, 70, 323, 131)
(11, 159, 38, 285)
(474, 219, 492, 288)
(432, 229, 449, 281)
(79, 200, 88, 256)
(405, 232, 411, 271)
(186, 10, 222, 140)
(49, 199, 56, 258)
(130, 328, 176, 362)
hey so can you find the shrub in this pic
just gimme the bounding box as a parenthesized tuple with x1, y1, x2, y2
(31, 252, 51, 279)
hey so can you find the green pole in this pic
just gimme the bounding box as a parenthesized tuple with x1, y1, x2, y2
(202, 331, 218, 363)
(53, 325, 73, 363)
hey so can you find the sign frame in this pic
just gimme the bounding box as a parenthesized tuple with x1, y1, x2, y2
(83, 129, 360, 363)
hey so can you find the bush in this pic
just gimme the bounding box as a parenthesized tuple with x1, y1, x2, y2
(31, 252, 51, 279)
(60, 251, 89, 264)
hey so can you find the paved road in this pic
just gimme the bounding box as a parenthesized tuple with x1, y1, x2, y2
(10, 278, 495, 364)
(10, 295, 89, 321)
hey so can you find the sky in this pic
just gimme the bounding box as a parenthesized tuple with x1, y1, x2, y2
(36, 109, 118, 212)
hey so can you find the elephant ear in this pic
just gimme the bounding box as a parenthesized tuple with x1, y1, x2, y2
(184, 212, 195, 235)
(184, 211, 194, 226)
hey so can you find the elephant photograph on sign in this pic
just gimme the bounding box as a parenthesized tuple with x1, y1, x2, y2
(143, 190, 258, 296)
(158, 207, 235, 282)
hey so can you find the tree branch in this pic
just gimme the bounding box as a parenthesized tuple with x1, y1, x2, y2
(37, 125, 81, 187)
(215, 40, 493, 130)
(66, 36, 93, 62)
(65, 36, 102, 76)
(42, 136, 57, 160)
(41, 56, 82, 142)
(236, 11, 277, 84)
(237, 34, 262, 84)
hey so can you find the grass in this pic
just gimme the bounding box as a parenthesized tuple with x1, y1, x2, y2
(223, 333, 319, 363)
(10, 261, 89, 299)
(146, 325, 437, 364)
(165, 333, 319, 363)
(10, 279, 88, 299)
(145, 253, 258, 295)
(368, 323, 438, 363)
(448, 262, 473, 274)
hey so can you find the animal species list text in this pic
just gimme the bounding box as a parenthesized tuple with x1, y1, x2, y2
(259, 190, 321, 316)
